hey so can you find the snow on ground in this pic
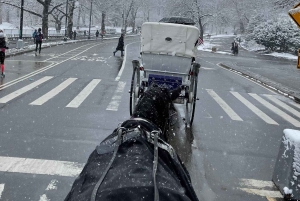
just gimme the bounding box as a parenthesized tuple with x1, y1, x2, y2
(210, 34, 235, 38)
(265, 52, 297, 60)
(199, 34, 298, 60)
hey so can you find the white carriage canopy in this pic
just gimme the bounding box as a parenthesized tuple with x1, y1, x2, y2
(141, 22, 200, 58)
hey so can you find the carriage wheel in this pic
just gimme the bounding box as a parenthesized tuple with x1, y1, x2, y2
(129, 66, 139, 116)
(185, 75, 198, 127)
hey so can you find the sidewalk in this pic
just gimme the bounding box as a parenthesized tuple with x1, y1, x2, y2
(5, 34, 137, 58)
(200, 35, 300, 102)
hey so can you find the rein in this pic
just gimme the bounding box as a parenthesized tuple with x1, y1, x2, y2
(90, 118, 177, 201)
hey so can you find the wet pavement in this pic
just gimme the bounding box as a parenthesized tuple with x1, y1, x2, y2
(0, 35, 295, 201)
(203, 35, 300, 101)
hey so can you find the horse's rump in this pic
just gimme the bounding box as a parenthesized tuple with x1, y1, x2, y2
(65, 121, 198, 201)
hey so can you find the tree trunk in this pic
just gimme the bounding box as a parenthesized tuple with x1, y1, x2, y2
(101, 11, 105, 33)
(68, 1, 75, 38)
(77, 7, 81, 27)
(0, 3, 2, 24)
(42, 1, 50, 38)
(198, 17, 204, 39)
(6, 10, 9, 22)
(239, 20, 245, 33)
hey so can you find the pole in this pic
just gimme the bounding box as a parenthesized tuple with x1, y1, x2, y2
(65, 0, 69, 38)
(17, 0, 25, 48)
(88, 0, 92, 39)
(19, 0, 24, 39)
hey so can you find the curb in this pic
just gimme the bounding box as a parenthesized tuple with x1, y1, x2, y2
(219, 63, 300, 103)
(5, 34, 139, 58)
(5, 39, 89, 58)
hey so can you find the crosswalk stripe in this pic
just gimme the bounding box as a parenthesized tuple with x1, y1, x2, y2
(231, 92, 278, 125)
(106, 81, 126, 111)
(289, 101, 300, 110)
(206, 89, 243, 121)
(238, 188, 282, 198)
(66, 79, 101, 108)
(249, 93, 300, 127)
(0, 184, 4, 199)
(30, 78, 77, 105)
(0, 76, 53, 103)
(239, 179, 275, 189)
(265, 95, 300, 119)
(0, 156, 84, 177)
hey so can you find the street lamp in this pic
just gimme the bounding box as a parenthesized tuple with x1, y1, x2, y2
(88, 0, 93, 39)
(17, 0, 25, 49)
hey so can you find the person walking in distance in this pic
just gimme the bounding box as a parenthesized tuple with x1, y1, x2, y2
(73, 30, 77, 40)
(113, 34, 124, 57)
(0, 30, 9, 77)
(32, 29, 37, 43)
(35, 28, 43, 56)
(95, 30, 99, 40)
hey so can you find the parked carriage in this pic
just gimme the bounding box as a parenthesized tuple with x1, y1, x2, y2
(130, 20, 201, 127)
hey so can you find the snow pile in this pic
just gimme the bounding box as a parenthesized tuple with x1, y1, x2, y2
(0, 22, 17, 29)
(265, 52, 297, 60)
(283, 186, 293, 195)
(283, 129, 300, 190)
(210, 34, 235, 38)
(289, 7, 300, 15)
(240, 39, 265, 52)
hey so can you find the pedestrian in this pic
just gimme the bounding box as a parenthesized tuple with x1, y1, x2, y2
(84, 30, 86, 37)
(32, 29, 37, 43)
(234, 42, 239, 55)
(0, 30, 9, 77)
(95, 30, 99, 40)
(113, 34, 124, 57)
(73, 30, 77, 40)
(100, 30, 105, 41)
(35, 28, 43, 56)
(70, 31, 73, 39)
(231, 42, 235, 54)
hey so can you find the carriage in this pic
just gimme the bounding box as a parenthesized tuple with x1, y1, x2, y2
(129, 19, 201, 127)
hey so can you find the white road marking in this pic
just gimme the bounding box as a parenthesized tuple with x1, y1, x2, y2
(45, 179, 58, 190)
(115, 41, 139, 81)
(0, 76, 53, 103)
(0, 184, 4, 199)
(289, 101, 300, 109)
(215, 63, 276, 94)
(66, 79, 101, 108)
(239, 179, 275, 189)
(0, 44, 100, 91)
(0, 156, 84, 177)
(238, 188, 282, 198)
(266, 197, 278, 201)
(206, 89, 243, 121)
(249, 93, 300, 127)
(39, 179, 58, 201)
(106, 81, 126, 111)
(265, 95, 300, 118)
(231, 92, 278, 125)
(30, 78, 77, 105)
(201, 67, 216, 70)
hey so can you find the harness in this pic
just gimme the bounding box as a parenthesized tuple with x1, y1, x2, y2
(90, 118, 178, 201)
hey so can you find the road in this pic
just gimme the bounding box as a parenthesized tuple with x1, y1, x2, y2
(0, 35, 298, 201)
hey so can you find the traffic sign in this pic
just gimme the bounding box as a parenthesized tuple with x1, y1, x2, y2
(289, 3, 300, 28)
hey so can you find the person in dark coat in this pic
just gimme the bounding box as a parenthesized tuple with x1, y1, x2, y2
(73, 30, 77, 40)
(95, 30, 99, 40)
(35, 28, 43, 56)
(113, 34, 124, 57)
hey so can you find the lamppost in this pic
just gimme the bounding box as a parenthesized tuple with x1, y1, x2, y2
(88, 0, 93, 39)
(17, 0, 25, 48)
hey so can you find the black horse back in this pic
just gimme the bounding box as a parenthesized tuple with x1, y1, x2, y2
(64, 130, 199, 201)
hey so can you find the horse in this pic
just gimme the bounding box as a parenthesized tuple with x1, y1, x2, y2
(64, 85, 199, 201)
